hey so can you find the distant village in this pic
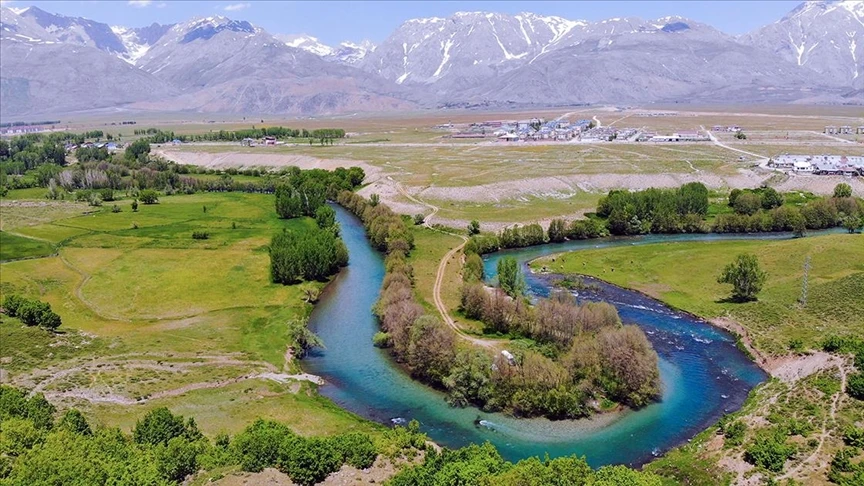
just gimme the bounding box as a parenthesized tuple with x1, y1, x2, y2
(439, 117, 715, 143)
(769, 154, 864, 176)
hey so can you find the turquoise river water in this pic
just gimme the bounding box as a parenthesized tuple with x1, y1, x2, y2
(305, 205, 781, 467)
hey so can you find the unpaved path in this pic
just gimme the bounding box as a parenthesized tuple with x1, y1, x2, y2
(395, 186, 496, 349)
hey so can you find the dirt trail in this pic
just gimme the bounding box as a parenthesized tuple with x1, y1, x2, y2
(395, 185, 496, 348)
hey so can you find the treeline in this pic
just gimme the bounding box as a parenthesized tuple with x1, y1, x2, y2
(2, 295, 61, 330)
(465, 184, 863, 255)
(0, 120, 60, 128)
(0, 385, 426, 485)
(136, 127, 346, 143)
(390, 442, 663, 486)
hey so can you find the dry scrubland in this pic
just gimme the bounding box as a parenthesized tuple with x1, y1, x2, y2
(0, 192, 378, 437)
(120, 105, 864, 228)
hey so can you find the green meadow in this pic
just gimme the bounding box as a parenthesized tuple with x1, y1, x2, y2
(533, 233, 864, 356)
(0, 191, 377, 436)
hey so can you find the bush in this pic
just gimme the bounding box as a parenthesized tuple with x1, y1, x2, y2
(848, 373, 864, 400)
(467, 220, 480, 236)
(131, 199, 139, 212)
(372, 331, 392, 348)
(842, 426, 864, 448)
(231, 419, 295, 472)
(723, 420, 747, 447)
(191, 231, 209, 240)
(111, 205, 121, 213)
(314, 205, 336, 229)
(278, 437, 342, 486)
(834, 183, 853, 198)
(743, 429, 795, 472)
(133, 407, 200, 446)
(329, 432, 378, 469)
(138, 189, 159, 204)
(413, 213, 425, 225)
(99, 188, 115, 202)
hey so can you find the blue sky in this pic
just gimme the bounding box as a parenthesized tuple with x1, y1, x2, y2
(8, 1, 802, 45)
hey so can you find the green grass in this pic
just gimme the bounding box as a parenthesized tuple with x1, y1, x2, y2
(0, 191, 369, 436)
(0, 231, 55, 261)
(533, 234, 864, 356)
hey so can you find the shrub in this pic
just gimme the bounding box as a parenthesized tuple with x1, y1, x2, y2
(278, 437, 341, 486)
(314, 205, 336, 229)
(58, 410, 91, 436)
(191, 231, 209, 240)
(848, 373, 864, 400)
(99, 188, 115, 202)
(231, 419, 295, 472)
(834, 183, 853, 198)
(131, 199, 138, 212)
(743, 429, 795, 472)
(413, 213, 425, 225)
(111, 205, 121, 213)
(156, 437, 200, 482)
(842, 426, 864, 448)
(133, 407, 199, 446)
(467, 220, 480, 235)
(138, 189, 159, 204)
(329, 432, 377, 469)
(723, 420, 747, 447)
(372, 331, 392, 348)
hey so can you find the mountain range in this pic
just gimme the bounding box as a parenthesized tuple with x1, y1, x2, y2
(1, 1, 862, 118)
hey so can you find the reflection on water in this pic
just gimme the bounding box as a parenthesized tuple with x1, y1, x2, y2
(305, 207, 771, 466)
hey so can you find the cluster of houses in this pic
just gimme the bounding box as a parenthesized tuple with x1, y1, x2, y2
(443, 118, 595, 142)
(1, 125, 50, 136)
(770, 154, 864, 176)
(639, 131, 710, 142)
(825, 126, 864, 135)
(66, 141, 122, 151)
(712, 125, 743, 132)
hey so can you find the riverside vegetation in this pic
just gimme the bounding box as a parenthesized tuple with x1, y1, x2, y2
(464, 182, 863, 255)
(338, 191, 660, 419)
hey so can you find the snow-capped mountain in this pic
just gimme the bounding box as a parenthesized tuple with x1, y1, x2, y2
(275, 33, 334, 56)
(111, 23, 174, 64)
(742, 0, 863, 87)
(274, 34, 376, 64)
(360, 11, 589, 84)
(1, 2, 861, 118)
(328, 40, 376, 65)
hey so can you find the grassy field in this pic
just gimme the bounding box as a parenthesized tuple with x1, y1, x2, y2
(532, 233, 864, 356)
(0, 231, 55, 261)
(0, 191, 376, 437)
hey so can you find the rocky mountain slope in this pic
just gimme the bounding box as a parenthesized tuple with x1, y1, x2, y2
(0, 1, 861, 118)
(741, 0, 864, 88)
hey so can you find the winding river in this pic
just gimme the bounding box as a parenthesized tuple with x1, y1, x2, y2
(305, 205, 774, 467)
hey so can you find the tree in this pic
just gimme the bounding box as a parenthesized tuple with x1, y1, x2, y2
(497, 256, 526, 298)
(733, 192, 762, 215)
(133, 407, 198, 446)
(834, 183, 853, 198)
(717, 253, 767, 302)
(314, 205, 336, 229)
(842, 214, 863, 234)
(138, 190, 159, 204)
(125, 139, 150, 160)
(369, 193, 380, 207)
(286, 318, 325, 358)
(413, 213, 425, 225)
(467, 220, 480, 236)
(547, 218, 567, 243)
(760, 187, 784, 210)
(131, 199, 139, 212)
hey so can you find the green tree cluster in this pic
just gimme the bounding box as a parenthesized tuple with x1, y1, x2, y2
(2, 295, 61, 330)
(389, 441, 663, 485)
(269, 227, 348, 284)
(597, 183, 709, 235)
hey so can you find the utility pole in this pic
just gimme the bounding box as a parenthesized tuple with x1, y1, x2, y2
(798, 255, 810, 307)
